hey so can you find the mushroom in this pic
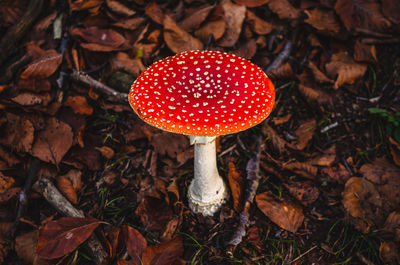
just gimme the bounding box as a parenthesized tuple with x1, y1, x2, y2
(129, 50, 275, 216)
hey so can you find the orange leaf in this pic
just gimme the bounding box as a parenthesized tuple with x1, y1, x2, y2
(227, 162, 244, 212)
(64, 95, 93, 115)
(36, 217, 103, 259)
(304, 8, 341, 35)
(194, 19, 226, 42)
(246, 10, 275, 35)
(121, 225, 147, 264)
(97, 146, 115, 159)
(233, 0, 268, 7)
(256, 192, 304, 233)
(57, 176, 78, 204)
(266, 0, 300, 20)
(20, 49, 62, 79)
(141, 236, 183, 265)
(106, 0, 135, 16)
(0, 172, 14, 194)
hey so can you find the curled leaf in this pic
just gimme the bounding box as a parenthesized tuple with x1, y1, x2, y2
(20, 49, 62, 79)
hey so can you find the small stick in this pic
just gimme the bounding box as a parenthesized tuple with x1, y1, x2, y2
(226, 136, 262, 255)
(70, 70, 128, 103)
(34, 178, 108, 265)
(288, 245, 317, 263)
(264, 41, 293, 73)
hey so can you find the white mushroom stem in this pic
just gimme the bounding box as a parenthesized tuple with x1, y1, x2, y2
(188, 136, 228, 216)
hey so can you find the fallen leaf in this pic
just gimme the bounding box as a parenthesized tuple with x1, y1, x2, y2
(379, 242, 400, 265)
(64, 95, 94, 115)
(69, 0, 103, 11)
(246, 10, 275, 35)
(163, 15, 204, 53)
(11, 92, 51, 106)
(228, 162, 244, 212)
(57, 169, 83, 205)
(389, 137, 400, 166)
(36, 217, 103, 259)
(33, 11, 57, 31)
(150, 133, 189, 159)
(283, 161, 318, 179)
(284, 181, 319, 206)
(194, 19, 226, 42)
(15, 230, 51, 265)
(0, 145, 19, 166)
(97, 146, 115, 159)
(145, 2, 164, 24)
(30, 117, 73, 164)
(256, 191, 304, 233)
(113, 17, 146, 30)
(0, 223, 12, 263)
(141, 236, 183, 265)
(106, 0, 135, 16)
(233, 0, 268, 7)
(0, 113, 34, 153)
(383, 211, 400, 241)
(382, 0, 400, 24)
(359, 158, 400, 209)
(0, 172, 14, 194)
(325, 52, 367, 89)
(135, 195, 174, 232)
(111, 52, 145, 77)
(307, 61, 333, 84)
(70, 27, 127, 52)
(218, 0, 246, 47)
(268, 62, 295, 80)
(297, 84, 332, 105)
(311, 145, 336, 166)
(179, 5, 214, 32)
(353, 41, 377, 63)
(342, 177, 382, 233)
(304, 8, 341, 35)
(266, 0, 300, 20)
(322, 166, 352, 184)
(20, 49, 62, 79)
(121, 225, 147, 264)
(272, 113, 292, 125)
(0, 187, 21, 203)
(293, 119, 316, 150)
(262, 124, 287, 154)
(17, 78, 51, 92)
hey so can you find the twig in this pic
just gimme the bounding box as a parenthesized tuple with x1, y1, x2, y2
(320, 121, 339, 133)
(226, 136, 262, 255)
(264, 41, 293, 73)
(0, 0, 44, 66)
(288, 245, 318, 263)
(34, 178, 108, 265)
(70, 70, 128, 103)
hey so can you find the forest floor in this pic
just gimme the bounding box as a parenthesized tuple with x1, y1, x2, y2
(0, 0, 399, 264)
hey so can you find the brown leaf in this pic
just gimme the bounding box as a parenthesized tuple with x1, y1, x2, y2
(283, 161, 318, 179)
(342, 177, 382, 233)
(11, 92, 51, 106)
(228, 162, 244, 212)
(298, 84, 332, 105)
(20, 49, 62, 79)
(113, 17, 146, 30)
(106, 0, 135, 16)
(36, 217, 103, 259)
(57, 170, 82, 205)
(15, 230, 51, 265)
(272, 113, 292, 125)
(97, 146, 115, 159)
(311, 145, 336, 166)
(266, 0, 300, 20)
(70, 27, 127, 52)
(0, 172, 14, 194)
(379, 242, 400, 265)
(268, 62, 295, 80)
(0, 113, 34, 153)
(284, 181, 319, 206)
(262, 124, 287, 154)
(64, 95, 94, 115)
(69, 0, 103, 11)
(232, 38, 258, 59)
(293, 119, 316, 150)
(304, 8, 341, 35)
(307, 61, 333, 84)
(141, 236, 183, 265)
(30, 117, 73, 164)
(145, 2, 164, 24)
(325, 52, 367, 89)
(179, 5, 214, 32)
(383, 211, 400, 242)
(111, 52, 145, 77)
(382, 0, 400, 24)
(194, 19, 226, 42)
(121, 225, 147, 265)
(151, 133, 189, 159)
(17, 78, 51, 92)
(256, 192, 304, 233)
(218, 0, 246, 47)
(135, 195, 174, 232)
(389, 137, 400, 166)
(233, 0, 268, 7)
(353, 41, 377, 63)
(0, 187, 21, 203)
(163, 15, 204, 53)
(359, 158, 400, 209)
(0, 145, 19, 166)
(246, 10, 276, 35)
(322, 166, 352, 184)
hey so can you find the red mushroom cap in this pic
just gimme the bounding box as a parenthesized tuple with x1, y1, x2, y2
(129, 50, 275, 136)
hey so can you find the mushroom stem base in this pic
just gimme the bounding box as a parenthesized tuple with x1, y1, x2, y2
(188, 136, 228, 216)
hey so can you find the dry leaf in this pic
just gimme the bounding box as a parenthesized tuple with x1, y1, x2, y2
(0, 145, 19, 166)
(0, 113, 34, 153)
(325, 52, 367, 89)
(233, 0, 268, 7)
(383, 211, 400, 242)
(379, 242, 400, 265)
(0, 187, 21, 203)
(284, 181, 319, 206)
(217, 0, 246, 47)
(307, 61, 333, 84)
(106, 0, 135, 16)
(69, 0, 103, 11)
(64, 95, 94, 115)
(228, 162, 244, 212)
(283, 161, 318, 179)
(194, 19, 226, 42)
(11, 92, 51, 106)
(37, 217, 103, 259)
(141, 236, 183, 265)
(353, 41, 377, 63)
(17, 78, 51, 92)
(311, 145, 336, 166)
(151, 133, 189, 159)
(70, 27, 127, 52)
(298, 84, 332, 105)
(30, 117, 73, 164)
(145, 2, 164, 24)
(263, 124, 287, 154)
(135, 195, 174, 232)
(382, 0, 400, 24)
(16, 230, 51, 265)
(97, 146, 115, 159)
(293, 119, 316, 150)
(179, 5, 214, 32)
(121, 225, 147, 264)
(321, 166, 352, 184)
(163, 15, 204, 53)
(246, 10, 275, 35)
(342, 177, 382, 233)
(57, 169, 83, 204)
(266, 0, 300, 20)
(268, 62, 295, 80)
(111, 52, 145, 77)
(256, 191, 304, 233)
(0, 172, 14, 194)
(304, 8, 341, 35)
(113, 17, 146, 30)
(20, 49, 62, 79)
(272, 113, 292, 125)
(389, 137, 400, 166)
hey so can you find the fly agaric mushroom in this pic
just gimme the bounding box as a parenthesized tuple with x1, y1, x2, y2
(129, 50, 274, 216)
